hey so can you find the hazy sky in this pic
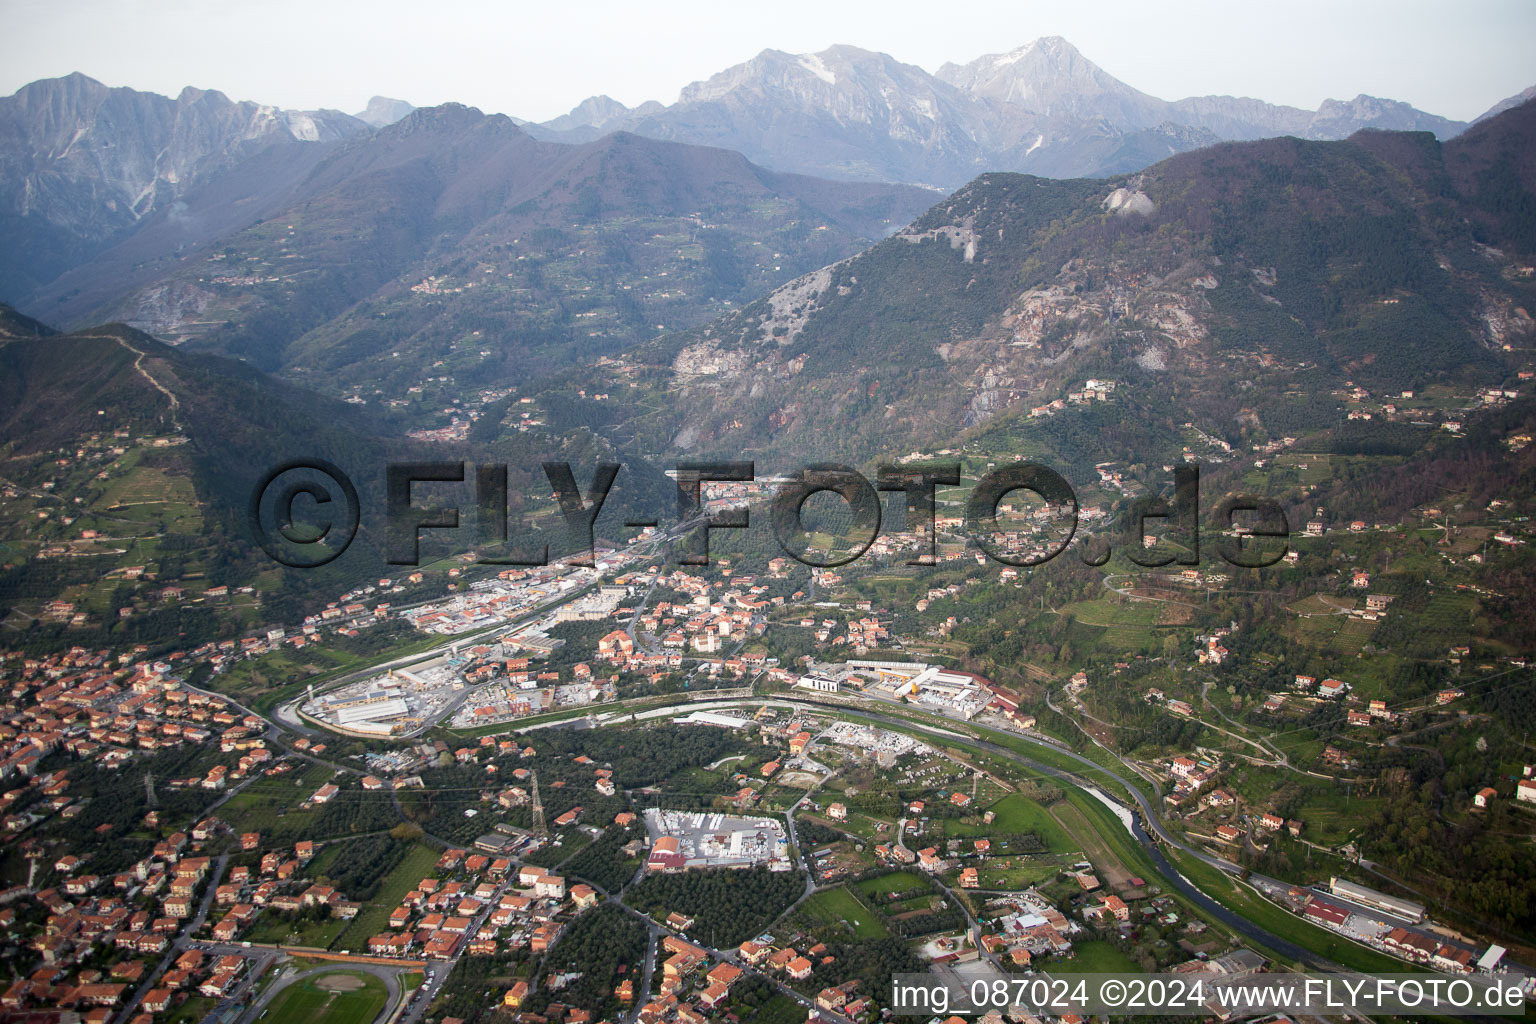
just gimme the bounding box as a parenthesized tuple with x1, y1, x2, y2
(3, 0, 1533, 123)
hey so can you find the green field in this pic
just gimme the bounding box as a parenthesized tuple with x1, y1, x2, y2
(802, 885, 889, 938)
(831, 700, 1437, 975)
(218, 638, 433, 715)
(664, 765, 726, 789)
(1266, 729, 1326, 766)
(220, 763, 337, 836)
(736, 993, 806, 1024)
(447, 690, 1450, 979)
(1292, 789, 1386, 846)
(1062, 616, 1161, 655)
(887, 893, 944, 914)
(266, 970, 389, 1024)
(963, 861, 1059, 889)
(242, 910, 350, 949)
(1050, 939, 1140, 973)
(1412, 593, 1480, 648)
(805, 809, 891, 842)
(1058, 598, 1171, 627)
(164, 995, 218, 1024)
(980, 793, 1079, 852)
(835, 700, 1146, 809)
(101, 465, 204, 532)
(304, 840, 352, 879)
(856, 870, 926, 898)
(525, 827, 595, 868)
(1052, 595, 1196, 655)
(1287, 591, 1382, 655)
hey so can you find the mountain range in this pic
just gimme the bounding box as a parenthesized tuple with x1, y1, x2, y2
(9, 35, 1536, 958)
(527, 37, 1501, 185)
(0, 48, 1534, 657)
(7, 38, 1529, 321)
(0, 72, 372, 300)
(5, 100, 1534, 651)
(0, 85, 934, 405)
(557, 99, 1536, 474)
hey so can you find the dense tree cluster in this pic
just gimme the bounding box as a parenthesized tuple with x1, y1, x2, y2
(564, 822, 644, 893)
(1365, 794, 1536, 933)
(625, 866, 803, 946)
(524, 905, 647, 1019)
(793, 818, 843, 848)
(797, 936, 927, 1009)
(314, 833, 413, 902)
(430, 954, 526, 1024)
(402, 724, 757, 844)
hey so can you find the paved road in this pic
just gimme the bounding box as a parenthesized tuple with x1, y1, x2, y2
(197, 762, 300, 817)
(884, 813, 996, 968)
(651, 693, 1357, 971)
(624, 576, 661, 652)
(186, 947, 279, 1024)
(183, 568, 1455, 998)
(625, 924, 660, 1023)
(110, 854, 229, 1024)
(273, 677, 1359, 978)
(397, 863, 515, 1023)
(272, 579, 601, 738)
(780, 775, 822, 915)
(386, 788, 458, 850)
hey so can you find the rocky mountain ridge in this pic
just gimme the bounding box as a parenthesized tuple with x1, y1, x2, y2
(0, 72, 370, 296)
(559, 102, 1536, 473)
(531, 36, 1489, 186)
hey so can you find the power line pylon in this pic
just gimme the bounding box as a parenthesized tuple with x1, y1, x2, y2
(530, 770, 546, 835)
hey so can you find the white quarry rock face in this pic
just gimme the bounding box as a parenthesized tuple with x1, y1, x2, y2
(1102, 187, 1157, 216)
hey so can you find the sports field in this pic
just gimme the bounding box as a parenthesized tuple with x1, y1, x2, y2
(266, 970, 389, 1024)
